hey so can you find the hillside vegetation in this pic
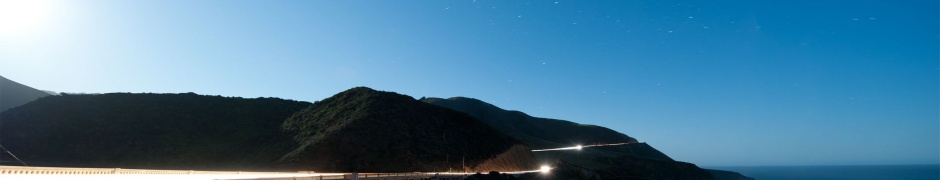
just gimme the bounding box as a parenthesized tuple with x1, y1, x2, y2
(0, 93, 309, 170)
(422, 97, 753, 179)
(0, 87, 750, 179)
(279, 87, 536, 172)
(0, 88, 538, 173)
(422, 97, 671, 161)
(422, 97, 637, 148)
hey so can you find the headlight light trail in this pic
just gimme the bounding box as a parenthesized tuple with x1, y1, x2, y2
(531, 142, 632, 152)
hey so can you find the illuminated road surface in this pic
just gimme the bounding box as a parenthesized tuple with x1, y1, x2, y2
(0, 165, 344, 180)
(0, 143, 573, 180)
(0, 173, 343, 180)
(430, 166, 551, 175)
(1, 167, 552, 180)
(1, 171, 553, 180)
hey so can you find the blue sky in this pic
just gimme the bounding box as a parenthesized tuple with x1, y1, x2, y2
(0, 0, 937, 166)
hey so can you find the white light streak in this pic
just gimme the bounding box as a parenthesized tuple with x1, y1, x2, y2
(531, 142, 632, 152)
(583, 142, 631, 147)
(531, 146, 581, 152)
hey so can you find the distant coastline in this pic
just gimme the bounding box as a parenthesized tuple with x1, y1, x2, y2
(707, 164, 940, 180)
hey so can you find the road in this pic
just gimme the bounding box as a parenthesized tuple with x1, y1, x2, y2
(0, 165, 549, 180)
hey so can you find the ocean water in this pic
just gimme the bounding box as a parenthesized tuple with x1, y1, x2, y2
(708, 165, 939, 180)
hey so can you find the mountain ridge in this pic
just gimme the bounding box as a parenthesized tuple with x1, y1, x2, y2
(0, 92, 310, 170)
(0, 75, 52, 112)
(421, 97, 661, 157)
(0, 85, 750, 179)
(276, 87, 537, 172)
(422, 96, 753, 179)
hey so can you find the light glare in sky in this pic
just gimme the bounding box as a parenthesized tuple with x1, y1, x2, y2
(0, 0, 52, 36)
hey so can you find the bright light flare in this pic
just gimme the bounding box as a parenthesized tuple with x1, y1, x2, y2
(0, 0, 53, 35)
(539, 166, 550, 173)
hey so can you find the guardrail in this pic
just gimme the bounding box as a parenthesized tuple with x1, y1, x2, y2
(0, 165, 313, 175)
(359, 172, 463, 179)
(0, 166, 467, 180)
(252, 173, 466, 180)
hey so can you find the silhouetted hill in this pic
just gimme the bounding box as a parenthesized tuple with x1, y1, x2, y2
(422, 97, 669, 160)
(0, 86, 748, 179)
(279, 87, 536, 172)
(0, 88, 537, 172)
(422, 97, 636, 148)
(423, 97, 752, 180)
(0, 93, 310, 170)
(0, 75, 52, 112)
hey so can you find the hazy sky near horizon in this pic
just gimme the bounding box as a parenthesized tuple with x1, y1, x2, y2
(1, 0, 937, 166)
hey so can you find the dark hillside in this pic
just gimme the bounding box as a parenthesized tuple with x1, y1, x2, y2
(421, 97, 671, 161)
(422, 97, 638, 149)
(0, 93, 310, 170)
(0, 75, 51, 112)
(0, 87, 748, 179)
(279, 87, 536, 172)
(423, 97, 751, 179)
